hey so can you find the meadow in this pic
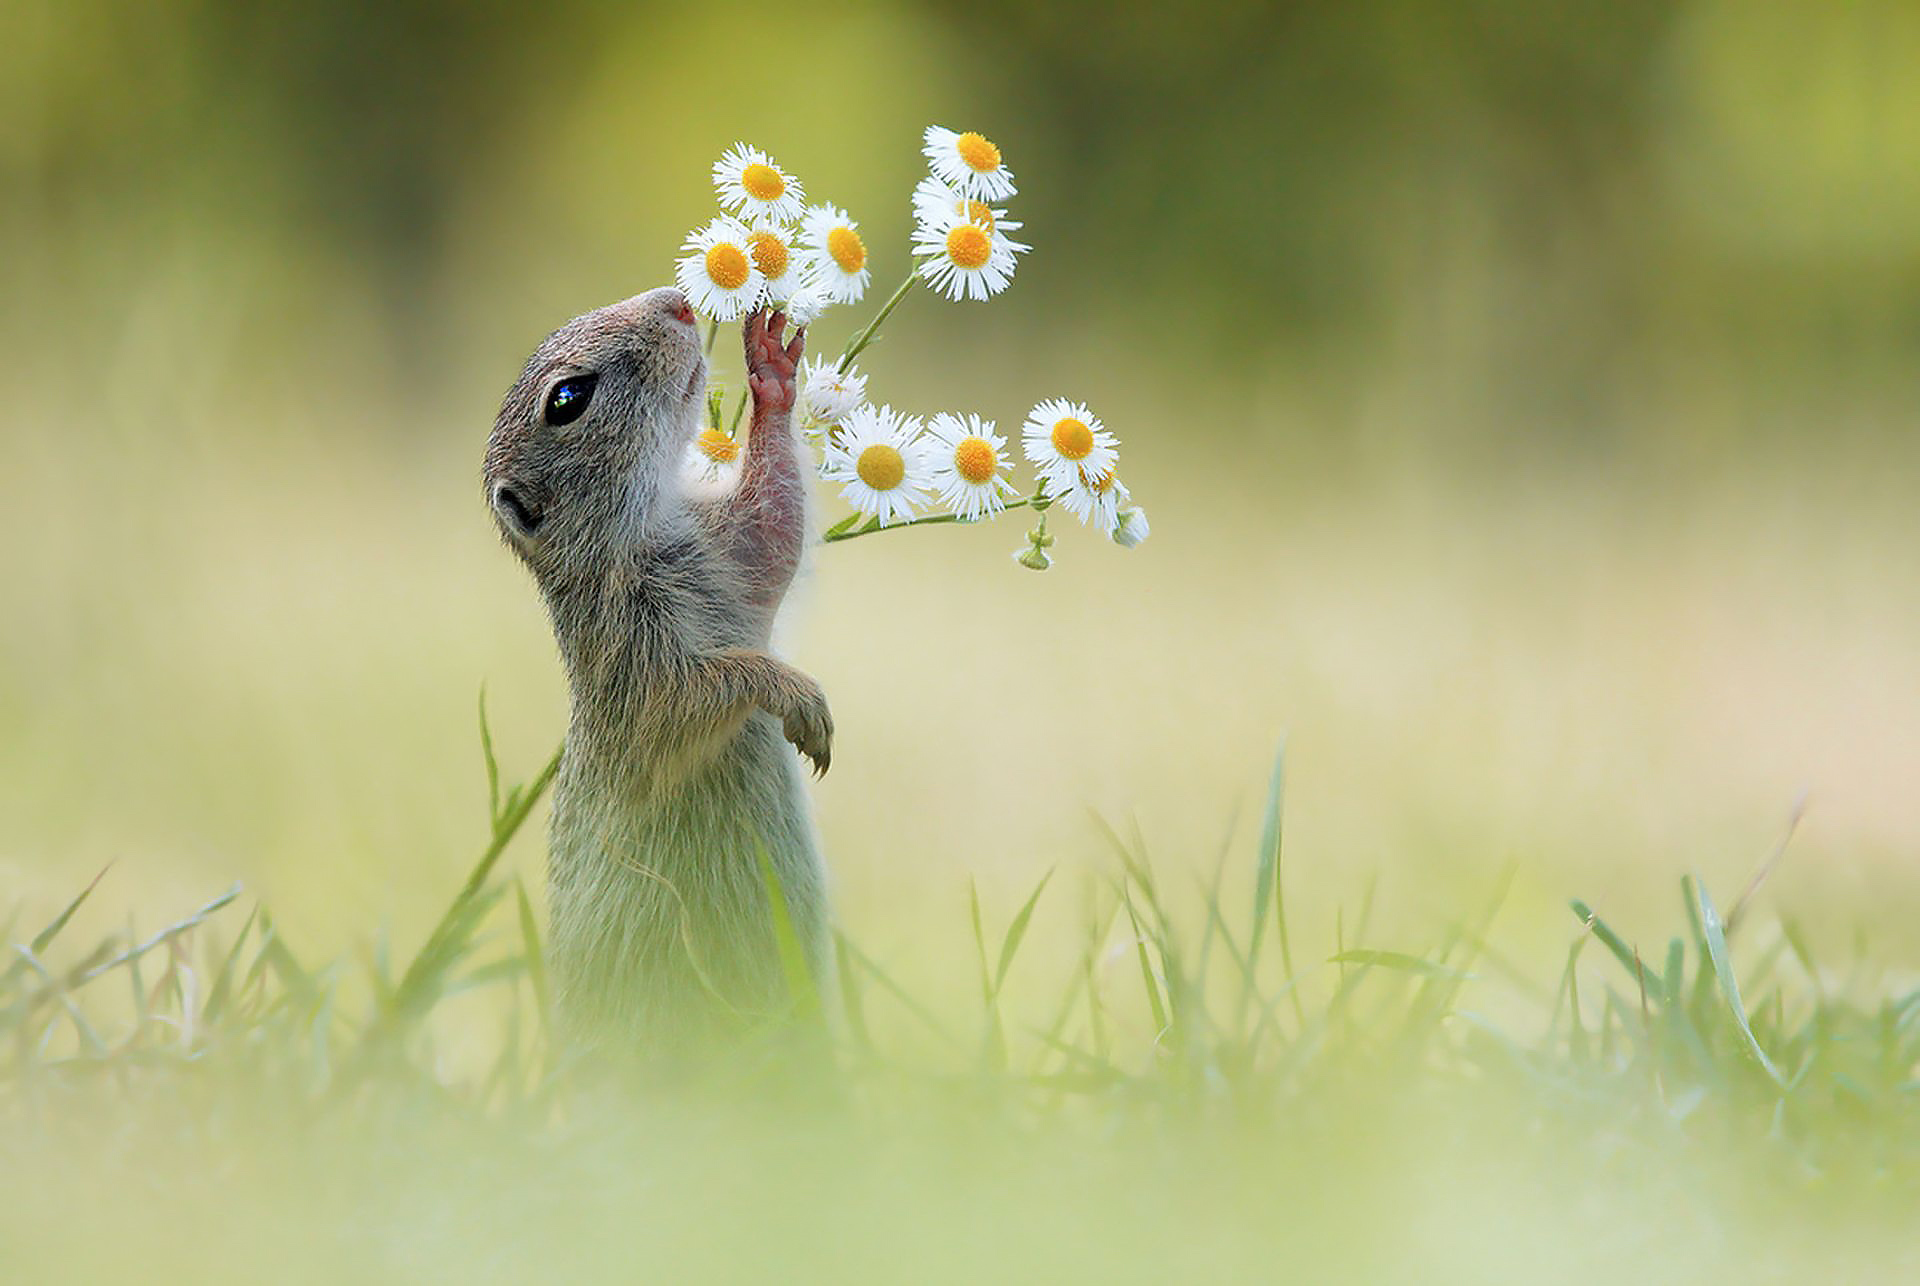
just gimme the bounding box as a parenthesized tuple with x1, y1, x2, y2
(8, 208, 1920, 1286)
(6, 1, 1920, 1278)
(6, 433, 1920, 1282)
(4, 700, 1920, 1282)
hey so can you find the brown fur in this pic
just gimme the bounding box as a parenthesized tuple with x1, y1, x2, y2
(483, 288, 831, 1053)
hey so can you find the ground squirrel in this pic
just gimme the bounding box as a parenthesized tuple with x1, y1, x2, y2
(484, 288, 832, 1053)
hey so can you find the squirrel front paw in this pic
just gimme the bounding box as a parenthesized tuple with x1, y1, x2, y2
(778, 674, 834, 777)
(744, 309, 803, 414)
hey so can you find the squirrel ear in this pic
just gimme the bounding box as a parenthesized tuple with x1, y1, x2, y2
(492, 483, 544, 540)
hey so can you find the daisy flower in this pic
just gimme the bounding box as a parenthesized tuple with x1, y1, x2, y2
(820, 403, 932, 526)
(685, 426, 743, 488)
(785, 279, 830, 327)
(675, 216, 763, 321)
(922, 125, 1017, 202)
(745, 222, 803, 305)
(798, 356, 866, 427)
(925, 412, 1016, 521)
(798, 204, 871, 304)
(1021, 397, 1118, 491)
(1058, 466, 1128, 531)
(711, 143, 806, 226)
(911, 176, 1021, 238)
(1112, 505, 1151, 548)
(911, 205, 1025, 302)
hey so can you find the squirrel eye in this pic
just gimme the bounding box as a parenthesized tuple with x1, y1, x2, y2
(544, 373, 599, 426)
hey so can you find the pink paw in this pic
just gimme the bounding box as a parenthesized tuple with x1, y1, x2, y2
(744, 309, 804, 414)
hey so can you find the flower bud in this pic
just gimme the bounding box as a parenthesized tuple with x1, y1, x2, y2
(786, 283, 828, 327)
(1111, 507, 1150, 548)
(1014, 544, 1052, 571)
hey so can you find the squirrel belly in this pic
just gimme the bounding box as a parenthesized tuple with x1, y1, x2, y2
(546, 708, 828, 1049)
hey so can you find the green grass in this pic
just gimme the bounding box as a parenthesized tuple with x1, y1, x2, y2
(3, 735, 1918, 1284)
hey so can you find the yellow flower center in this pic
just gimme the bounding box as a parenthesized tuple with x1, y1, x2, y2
(704, 242, 751, 291)
(748, 231, 788, 279)
(1050, 417, 1094, 460)
(1082, 466, 1117, 493)
(955, 131, 1001, 173)
(827, 226, 866, 274)
(953, 436, 998, 484)
(945, 223, 992, 270)
(696, 428, 740, 464)
(964, 199, 996, 231)
(856, 443, 905, 491)
(740, 163, 785, 201)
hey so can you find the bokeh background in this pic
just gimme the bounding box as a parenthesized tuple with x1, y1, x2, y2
(3, 0, 1916, 995)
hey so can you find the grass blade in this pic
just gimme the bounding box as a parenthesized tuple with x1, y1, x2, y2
(757, 844, 819, 1020)
(1120, 888, 1169, 1039)
(993, 868, 1054, 995)
(834, 933, 871, 1053)
(836, 936, 960, 1049)
(202, 903, 260, 1025)
(2, 865, 113, 988)
(513, 878, 549, 1038)
(968, 879, 993, 1006)
(1329, 949, 1475, 981)
(1688, 874, 1784, 1089)
(1571, 899, 1660, 993)
(479, 687, 502, 824)
(1249, 739, 1302, 1034)
(391, 745, 560, 1020)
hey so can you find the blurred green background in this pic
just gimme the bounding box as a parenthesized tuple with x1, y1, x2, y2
(2, 0, 1917, 992)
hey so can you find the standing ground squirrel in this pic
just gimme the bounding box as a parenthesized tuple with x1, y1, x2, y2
(485, 287, 832, 1053)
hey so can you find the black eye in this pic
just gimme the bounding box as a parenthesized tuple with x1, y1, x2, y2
(544, 373, 598, 426)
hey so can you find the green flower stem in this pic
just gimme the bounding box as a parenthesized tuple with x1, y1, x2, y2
(730, 386, 749, 434)
(822, 495, 1036, 544)
(837, 271, 920, 373)
(704, 318, 720, 356)
(1030, 480, 1052, 545)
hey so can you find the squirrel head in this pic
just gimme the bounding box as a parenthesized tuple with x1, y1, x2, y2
(484, 287, 706, 582)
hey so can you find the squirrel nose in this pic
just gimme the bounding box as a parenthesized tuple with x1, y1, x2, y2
(666, 293, 696, 327)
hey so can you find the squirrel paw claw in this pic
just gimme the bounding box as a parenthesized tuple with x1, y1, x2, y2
(780, 679, 833, 777)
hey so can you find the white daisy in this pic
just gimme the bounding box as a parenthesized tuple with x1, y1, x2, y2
(711, 143, 806, 226)
(1021, 397, 1118, 492)
(925, 412, 1016, 521)
(685, 426, 743, 488)
(911, 176, 1022, 238)
(798, 356, 866, 428)
(675, 216, 764, 321)
(798, 203, 871, 304)
(820, 403, 932, 526)
(1112, 506, 1150, 548)
(744, 222, 802, 306)
(784, 279, 830, 327)
(1058, 466, 1128, 531)
(922, 125, 1017, 202)
(911, 206, 1025, 302)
